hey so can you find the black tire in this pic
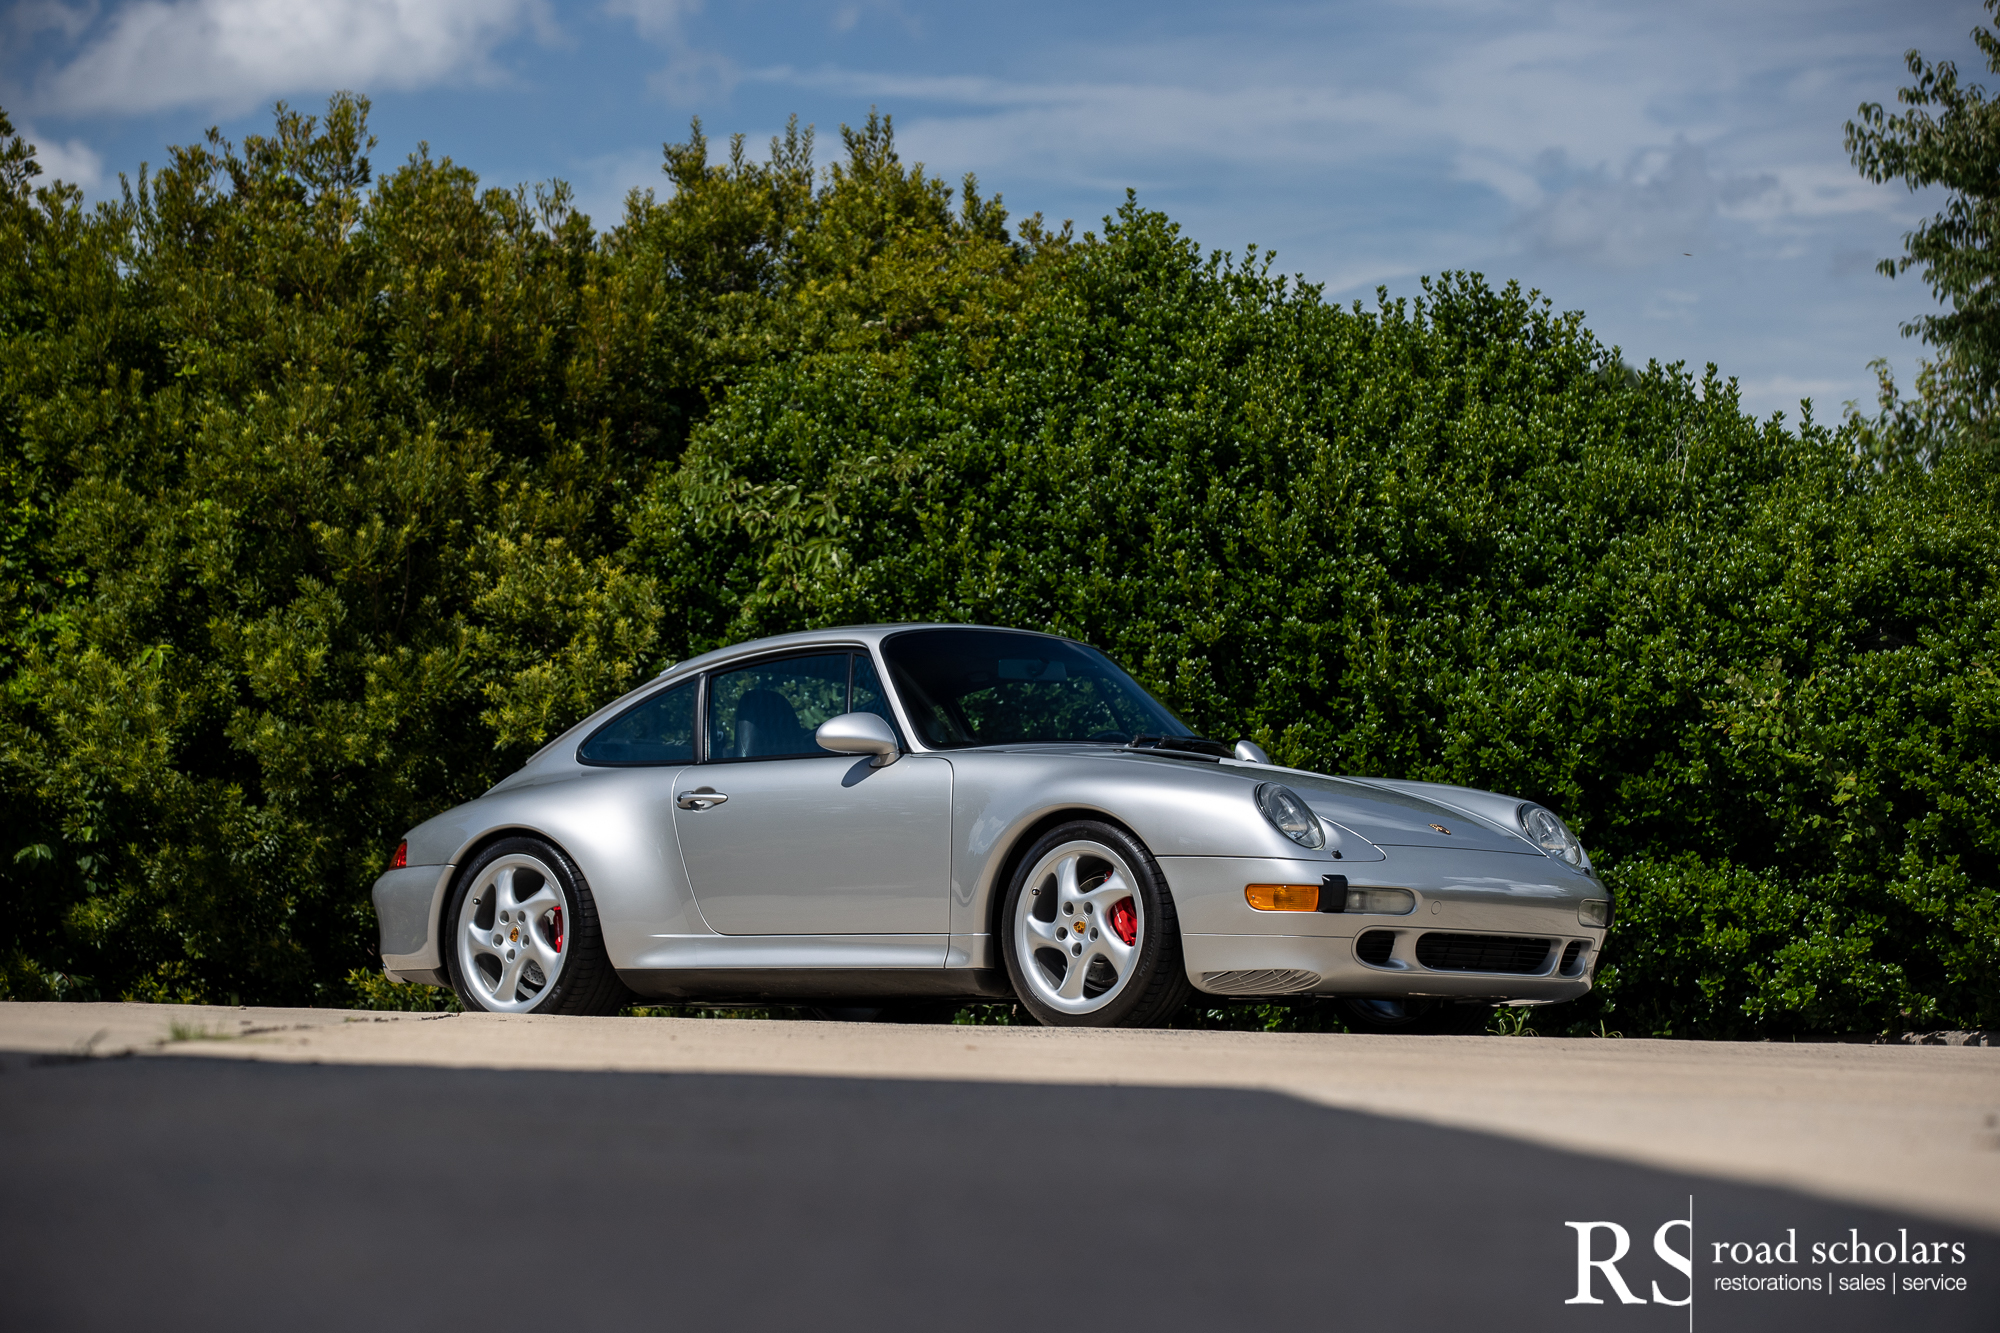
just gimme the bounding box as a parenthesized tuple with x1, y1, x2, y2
(443, 836, 629, 1016)
(1000, 819, 1191, 1028)
(1336, 996, 1490, 1035)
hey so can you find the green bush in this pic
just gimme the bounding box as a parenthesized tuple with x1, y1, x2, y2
(0, 98, 674, 1004)
(634, 202, 2000, 1035)
(344, 966, 460, 1012)
(2, 101, 1994, 1034)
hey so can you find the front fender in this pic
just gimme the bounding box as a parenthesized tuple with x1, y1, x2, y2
(944, 751, 1328, 961)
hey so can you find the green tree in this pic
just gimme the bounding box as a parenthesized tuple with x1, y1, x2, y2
(0, 96, 666, 1002)
(0, 104, 140, 997)
(617, 111, 1033, 375)
(1847, 0, 2000, 456)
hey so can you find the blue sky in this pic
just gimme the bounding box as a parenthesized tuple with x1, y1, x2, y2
(0, 0, 1982, 419)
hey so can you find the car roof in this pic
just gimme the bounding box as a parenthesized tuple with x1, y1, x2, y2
(653, 623, 1084, 684)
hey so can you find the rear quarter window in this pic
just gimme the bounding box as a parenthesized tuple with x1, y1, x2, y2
(577, 680, 697, 766)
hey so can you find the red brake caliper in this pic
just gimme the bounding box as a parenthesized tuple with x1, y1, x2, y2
(550, 908, 563, 954)
(1109, 898, 1138, 946)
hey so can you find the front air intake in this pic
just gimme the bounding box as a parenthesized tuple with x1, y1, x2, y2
(1200, 969, 1322, 995)
(1354, 930, 1396, 967)
(1415, 932, 1553, 974)
(1559, 940, 1587, 975)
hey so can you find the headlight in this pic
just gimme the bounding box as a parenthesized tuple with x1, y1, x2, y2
(1255, 783, 1325, 850)
(1519, 803, 1586, 868)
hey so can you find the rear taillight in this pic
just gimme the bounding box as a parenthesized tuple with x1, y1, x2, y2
(390, 841, 407, 870)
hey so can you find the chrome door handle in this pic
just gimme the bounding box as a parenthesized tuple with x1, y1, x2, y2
(676, 790, 728, 810)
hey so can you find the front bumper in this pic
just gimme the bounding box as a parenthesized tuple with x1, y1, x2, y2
(1159, 852, 1606, 1001)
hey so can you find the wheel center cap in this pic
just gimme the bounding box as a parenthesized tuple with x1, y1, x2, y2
(509, 926, 519, 943)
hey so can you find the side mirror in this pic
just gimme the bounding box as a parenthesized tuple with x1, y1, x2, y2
(816, 712, 902, 767)
(1233, 738, 1272, 764)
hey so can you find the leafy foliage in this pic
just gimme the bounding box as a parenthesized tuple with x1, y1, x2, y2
(1, 98, 1994, 1035)
(0, 98, 1033, 1006)
(636, 204, 2000, 1036)
(1846, 0, 2000, 457)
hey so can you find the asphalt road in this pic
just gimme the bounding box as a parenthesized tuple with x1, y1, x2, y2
(3, 1048, 1995, 1333)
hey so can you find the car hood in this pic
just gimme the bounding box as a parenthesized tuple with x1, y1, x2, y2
(1272, 773, 1534, 852)
(969, 745, 1540, 855)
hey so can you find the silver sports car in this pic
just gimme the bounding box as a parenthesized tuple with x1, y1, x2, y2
(372, 624, 1610, 1030)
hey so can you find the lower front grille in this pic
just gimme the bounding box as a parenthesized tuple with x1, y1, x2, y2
(1559, 940, 1587, 975)
(1354, 930, 1396, 967)
(1415, 932, 1553, 974)
(1201, 968, 1321, 995)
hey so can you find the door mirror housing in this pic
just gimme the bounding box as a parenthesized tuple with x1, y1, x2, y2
(816, 712, 902, 767)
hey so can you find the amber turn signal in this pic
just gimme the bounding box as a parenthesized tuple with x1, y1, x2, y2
(1245, 882, 1320, 912)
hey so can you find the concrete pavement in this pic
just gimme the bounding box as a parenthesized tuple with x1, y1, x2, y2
(5, 1001, 1997, 1229)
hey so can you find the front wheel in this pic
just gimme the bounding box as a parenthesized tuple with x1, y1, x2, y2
(1001, 820, 1191, 1028)
(445, 836, 628, 1015)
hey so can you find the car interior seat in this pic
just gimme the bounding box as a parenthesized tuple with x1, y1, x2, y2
(733, 688, 814, 757)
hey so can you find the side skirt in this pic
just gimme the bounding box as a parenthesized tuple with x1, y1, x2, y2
(620, 968, 1013, 1002)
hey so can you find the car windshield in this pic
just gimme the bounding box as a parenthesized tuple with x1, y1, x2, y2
(881, 628, 1196, 749)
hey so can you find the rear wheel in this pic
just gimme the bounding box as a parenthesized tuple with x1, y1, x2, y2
(445, 836, 628, 1015)
(1001, 821, 1190, 1028)
(1336, 996, 1489, 1035)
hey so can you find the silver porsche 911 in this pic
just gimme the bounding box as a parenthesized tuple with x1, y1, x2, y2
(372, 624, 1610, 1030)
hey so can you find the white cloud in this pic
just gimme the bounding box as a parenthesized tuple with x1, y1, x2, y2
(646, 49, 738, 105)
(31, 134, 105, 191)
(726, 0, 1967, 420)
(1642, 287, 1701, 323)
(604, 0, 745, 106)
(754, 0, 1943, 290)
(826, 0, 919, 39)
(1737, 374, 1851, 407)
(764, 66, 1391, 185)
(565, 143, 665, 231)
(39, 0, 552, 116)
(1519, 141, 1779, 269)
(603, 0, 700, 44)
(6, 1, 97, 43)
(15, 122, 105, 191)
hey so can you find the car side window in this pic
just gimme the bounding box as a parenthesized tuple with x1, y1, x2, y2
(707, 653, 852, 760)
(577, 680, 696, 766)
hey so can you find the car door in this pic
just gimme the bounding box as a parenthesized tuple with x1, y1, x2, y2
(570, 675, 700, 930)
(672, 650, 953, 939)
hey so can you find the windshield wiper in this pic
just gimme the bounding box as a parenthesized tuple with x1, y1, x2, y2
(1124, 734, 1231, 761)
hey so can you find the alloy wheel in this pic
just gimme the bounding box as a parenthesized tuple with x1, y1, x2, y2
(455, 853, 568, 1012)
(1011, 839, 1145, 1017)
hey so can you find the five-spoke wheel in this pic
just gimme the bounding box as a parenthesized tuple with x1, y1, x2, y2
(444, 836, 626, 1015)
(455, 852, 568, 1011)
(1001, 820, 1189, 1027)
